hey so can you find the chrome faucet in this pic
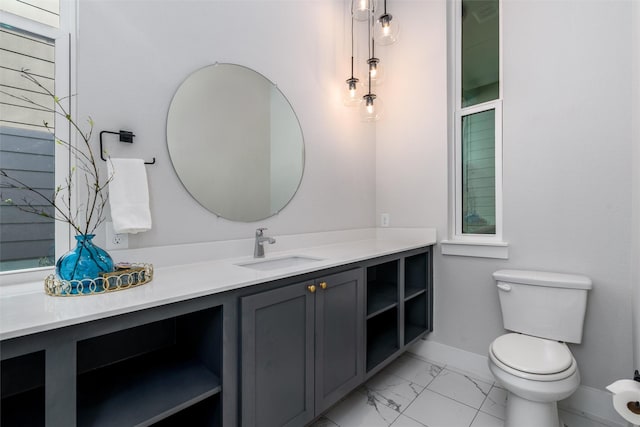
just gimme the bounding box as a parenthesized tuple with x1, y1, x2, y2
(254, 228, 276, 258)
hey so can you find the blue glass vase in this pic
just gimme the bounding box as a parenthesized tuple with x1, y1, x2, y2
(56, 234, 114, 294)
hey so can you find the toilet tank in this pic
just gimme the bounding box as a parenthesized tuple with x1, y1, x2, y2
(493, 270, 592, 344)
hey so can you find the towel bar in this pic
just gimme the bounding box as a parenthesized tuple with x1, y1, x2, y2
(99, 130, 156, 165)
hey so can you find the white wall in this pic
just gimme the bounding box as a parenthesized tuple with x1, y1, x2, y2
(377, 0, 634, 390)
(76, 0, 636, 392)
(77, 0, 376, 248)
(375, 0, 449, 231)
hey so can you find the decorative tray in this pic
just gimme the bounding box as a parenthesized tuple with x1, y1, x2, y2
(45, 263, 154, 297)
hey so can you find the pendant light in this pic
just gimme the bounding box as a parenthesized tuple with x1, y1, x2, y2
(361, 91, 383, 122)
(374, 0, 399, 45)
(352, 0, 376, 22)
(344, 11, 362, 107)
(367, 39, 385, 85)
(361, 12, 383, 121)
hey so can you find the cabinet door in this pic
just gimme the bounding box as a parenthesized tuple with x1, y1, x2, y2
(314, 269, 364, 414)
(241, 283, 315, 427)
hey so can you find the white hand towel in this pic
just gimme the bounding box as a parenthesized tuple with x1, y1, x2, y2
(107, 158, 152, 234)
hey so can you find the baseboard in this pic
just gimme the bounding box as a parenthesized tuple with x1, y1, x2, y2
(561, 385, 629, 427)
(408, 338, 628, 427)
(408, 338, 495, 382)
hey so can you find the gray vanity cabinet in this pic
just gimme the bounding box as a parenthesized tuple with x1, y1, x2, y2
(314, 269, 365, 413)
(1, 245, 432, 427)
(1, 297, 229, 427)
(240, 279, 315, 427)
(364, 247, 433, 377)
(240, 269, 364, 427)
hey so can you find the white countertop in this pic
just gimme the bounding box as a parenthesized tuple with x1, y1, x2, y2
(0, 228, 436, 341)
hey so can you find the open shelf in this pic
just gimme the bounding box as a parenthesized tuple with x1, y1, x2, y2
(76, 306, 222, 427)
(366, 308, 399, 372)
(366, 260, 398, 318)
(1, 385, 45, 427)
(405, 287, 426, 301)
(366, 280, 398, 317)
(152, 395, 220, 427)
(404, 253, 427, 300)
(1, 351, 45, 427)
(78, 349, 221, 427)
(404, 292, 428, 345)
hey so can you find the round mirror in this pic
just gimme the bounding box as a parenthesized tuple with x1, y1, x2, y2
(167, 63, 305, 222)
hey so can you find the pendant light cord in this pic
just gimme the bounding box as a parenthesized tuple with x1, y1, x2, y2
(372, 39, 376, 61)
(351, 2, 355, 79)
(368, 10, 372, 93)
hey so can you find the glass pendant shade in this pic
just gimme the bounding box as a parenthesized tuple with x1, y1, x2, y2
(367, 57, 385, 85)
(352, 0, 376, 21)
(361, 93, 383, 121)
(343, 76, 363, 107)
(374, 13, 399, 45)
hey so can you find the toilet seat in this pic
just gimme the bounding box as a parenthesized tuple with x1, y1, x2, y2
(489, 333, 577, 382)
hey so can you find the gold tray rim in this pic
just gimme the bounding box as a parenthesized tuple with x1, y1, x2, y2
(44, 263, 154, 297)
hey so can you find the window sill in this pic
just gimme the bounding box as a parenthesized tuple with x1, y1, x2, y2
(440, 240, 509, 259)
(0, 266, 54, 288)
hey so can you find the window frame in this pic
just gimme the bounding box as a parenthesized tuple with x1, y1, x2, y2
(442, 0, 508, 259)
(0, 1, 77, 281)
(454, 99, 503, 242)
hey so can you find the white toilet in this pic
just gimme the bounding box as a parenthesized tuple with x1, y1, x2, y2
(488, 269, 592, 427)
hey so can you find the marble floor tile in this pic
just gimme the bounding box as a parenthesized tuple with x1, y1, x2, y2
(427, 368, 493, 409)
(364, 371, 425, 413)
(309, 416, 339, 427)
(389, 414, 427, 427)
(381, 353, 443, 387)
(445, 365, 496, 385)
(403, 389, 477, 427)
(314, 351, 619, 427)
(323, 388, 400, 427)
(559, 409, 619, 427)
(479, 386, 507, 420)
(470, 411, 504, 427)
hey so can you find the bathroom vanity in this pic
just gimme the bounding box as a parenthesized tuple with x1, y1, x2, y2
(0, 230, 435, 427)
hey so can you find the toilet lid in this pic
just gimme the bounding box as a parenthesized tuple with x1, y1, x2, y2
(491, 333, 573, 375)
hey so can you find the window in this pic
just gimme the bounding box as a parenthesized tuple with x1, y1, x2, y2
(442, 0, 508, 259)
(0, 0, 60, 27)
(0, 0, 74, 276)
(0, 26, 56, 271)
(457, 102, 501, 237)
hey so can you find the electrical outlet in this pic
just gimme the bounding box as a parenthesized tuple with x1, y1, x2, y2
(106, 222, 128, 250)
(381, 213, 390, 227)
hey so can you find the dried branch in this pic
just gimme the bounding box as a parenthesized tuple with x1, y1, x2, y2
(0, 69, 112, 236)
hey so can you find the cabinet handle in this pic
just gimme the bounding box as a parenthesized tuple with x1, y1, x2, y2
(308, 284, 316, 293)
(320, 282, 327, 290)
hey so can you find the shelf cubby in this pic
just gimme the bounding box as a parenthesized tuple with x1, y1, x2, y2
(366, 307, 399, 372)
(76, 306, 222, 427)
(404, 292, 428, 345)
(366, 281, 398, 317)
(405, 287, 427, 301)
(404, 253, 427, 301)
(152, 395, 220, 427)
(366, 260, 399, 317)
(1, 351, 45, 427)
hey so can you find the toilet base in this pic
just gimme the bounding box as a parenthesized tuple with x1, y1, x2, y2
(505, 392, 562, 427)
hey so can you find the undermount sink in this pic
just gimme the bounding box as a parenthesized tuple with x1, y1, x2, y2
(236, 255, 323, 271)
